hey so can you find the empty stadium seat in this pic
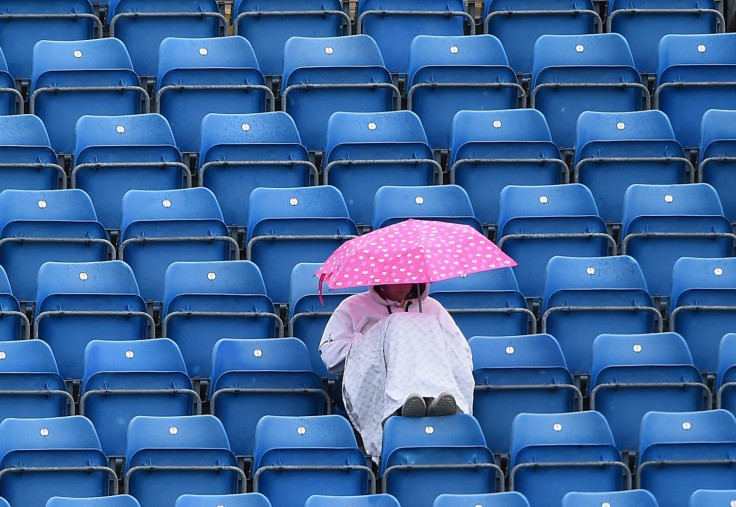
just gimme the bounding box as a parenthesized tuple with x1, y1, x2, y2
(118, 187, 239, 305)
(0, 189, 114, 305)
(47, 496, 142, 507)
(0, 264, 28, 340)
(531, 33, 648, 150)
(162, 260, 283, 381)
(0, 114, 65, 192)
(509, 411, 630, 507)
(0, 416, 116, 507)
(483, 0, 601, 79)
(590, 332, 709, 453)
(34, 260, 152, 381)
(574, 110, 693, 226)
(209, 338, 329, 464)
(252, 415, 374, 507)
(245, 186, 358, 305)
(717, 333, 736, 416)
(80, 338, 201, 459)
(469, 334, 581, 457)
(30, 38, 147, 155)
(637, 410, 736, 507)
(698, 109, 736, 224)
(73, 114, 190, 232)
(380, 414, 503, 507)
(306, 494, 400, 507)
(434, 492, 531, 507)
(124, 415, 245, 507)
(689, 489, 736, 507)
(407, 34, 524, 151)
(620, 183, 735, 300)
(497, 184, 615, 301)
(175, 493, 271, 507)
(541, 255, 661, 378)
(562, 490, 658, 507)
(155, 36, 274, 155)
(323, 110, 441, 229)
(107, 0, 226, 79)
(280, 35, 399, 153)
(449, 109, 567, 234)
(198, 112, 317, 231)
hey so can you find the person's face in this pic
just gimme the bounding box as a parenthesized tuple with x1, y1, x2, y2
(380, 283, 413, 302)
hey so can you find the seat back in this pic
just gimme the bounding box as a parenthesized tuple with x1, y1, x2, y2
(562, 490, 658, 507)
(689, 489, 736, 507)
(0, 115, 63, 192)
(306, 494, 400, 507)
(0, 263, 26, 340)
(175, 493, 271, 507)
(698, 109, 736, 223)
(434, 492, 531, 507)
(46, 496, 142, 507)
(717, 333, 736, 417)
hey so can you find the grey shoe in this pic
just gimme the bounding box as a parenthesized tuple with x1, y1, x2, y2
(427, 392, 457, 416)
(401, 394, 426, 417)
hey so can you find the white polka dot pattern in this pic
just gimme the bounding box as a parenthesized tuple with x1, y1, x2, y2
(316, 219, 517, 289)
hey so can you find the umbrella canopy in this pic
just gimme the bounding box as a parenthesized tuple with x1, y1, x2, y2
(316, 218, 516, 291)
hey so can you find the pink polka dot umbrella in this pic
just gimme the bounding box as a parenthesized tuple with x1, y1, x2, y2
(315, 219, 516, 294)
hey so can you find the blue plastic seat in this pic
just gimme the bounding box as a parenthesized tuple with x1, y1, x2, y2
(450, 109, 567, 233)
(469, 334, 581, 457)
(29, 38, 147, 155)
(80, 338, 201, 459)
(0, 113, 63, 192)
(607, 0, 723, 75)
(356, 0, 473, 77)
(107, 0, 226, 78)
(209, 338, 329, 462)
(483, 0, 601, 78)
(124, 415, 244, 507)
(434, 492, 531, 507)
(429, 269, 536, 340)
(509, 411, 630, 507)
(0, 264, 28, 340)
(34, 261, 152, 381)
(0, 416, 116, 507)
(280, 34, 399, 153)
(637, 410, 736, 507)
(323, 110, 441, 228)
(670, 257, 736, 375)
(407, 34, 523, 150)
(590, 332, 709, 453)
(162, 260, 282, 381)
(306, 494, 400, 507)
(531, 33, 648, 150)
(689, 489, 736, 507)
(497, 184, 615, 301)
(198, 112, 317, 230)
(372, 184, 483, 232)
(232, 0, 350, 79)
(0, 189, 114, 304)
(252, 415, 374, 507)
(698, 109, 736, 224)
(574, 110, 692, 225)
(655, 33, 736, 150)
(0, 0, 101, 82)
(380, 414, 502, 507)
(47, 496, 141, 507)
(717, 333, 736, 416)
(155, 36, 273, 154)
(73, 114, 190, 232)
(541, 255, 661, 377)
(245, 186, 358, 305)
(0, 340, 73, 422)
(175, 493, 271, 507)
(562, 490, 658, 507)
(118, 187, 239, 305)
(620, 183, 735, 300)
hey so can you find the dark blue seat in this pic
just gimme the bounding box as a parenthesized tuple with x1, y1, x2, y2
(698, 109, 736, 224)
(0, 264, 28, 340)
(717, 333, 736, 417)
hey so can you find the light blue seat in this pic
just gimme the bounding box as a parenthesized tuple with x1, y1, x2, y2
(155, 36, 273, 154)
(380, 414, 503, 507)
(107, 0, 226, 78)
(689, 489, 736, 507)
(198, 112, 317, 230)
(637, 410, 736, 507)
(47, 496, 141, 507)
(717, 333, 736, 416)
(252, 415, 374, 507)
(562, 490, 658, 507)
(30, 38, 146, 155)
(469, 334, 581, 457)
(280, 34, 399, 153)
(34, 261, 151, 381)
(73, 114, 190, 232)
(162, 260, 283, 381)
(0, 416, 116, 507)
(531, 33, 648, 150)
(434, 492, 531, 507)
(449, 109, 567, 233)
(80, 338, 201, 459)
(407, 34, 523, 150)
(698, 109, 736, 224)
(574, 110, 692, 226)
(483, 0, 601, 78)
(590, 332, 709, 453)
(323, 110, 441, 229)
(620, 183, 735, 300)
(175, 493, 271, 507)
(306, 494, 399, 507)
